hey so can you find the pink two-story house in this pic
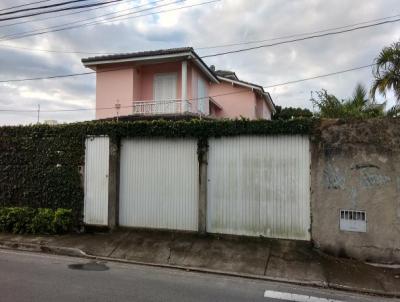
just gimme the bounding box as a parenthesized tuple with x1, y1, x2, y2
(81, 47, 275, 120)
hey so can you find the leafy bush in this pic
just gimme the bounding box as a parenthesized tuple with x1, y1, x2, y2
(0, 207, 35, 234)
(53, 208, 73, 234)
(0, 207, 73, 235)
(273, 106, 313, 120)
(30, 208, 55, 234)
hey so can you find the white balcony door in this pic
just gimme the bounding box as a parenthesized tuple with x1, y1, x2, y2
(154, 73, 177, 113)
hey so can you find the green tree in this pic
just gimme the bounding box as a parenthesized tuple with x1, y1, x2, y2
(311, 84, 385, 118)
(273, 106, 313, 120)
(371, 41, 400, 105)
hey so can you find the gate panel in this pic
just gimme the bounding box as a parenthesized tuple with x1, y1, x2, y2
(84, 136, 109, 226)
(207, 136, 310, 240)
(119, 139, 198, 231)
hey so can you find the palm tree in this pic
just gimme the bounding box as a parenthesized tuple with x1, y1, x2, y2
(311, 84, 384, 118)
(371, 41, 400, 106)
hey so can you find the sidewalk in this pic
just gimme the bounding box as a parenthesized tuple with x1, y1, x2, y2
(0, 229, 399, 297)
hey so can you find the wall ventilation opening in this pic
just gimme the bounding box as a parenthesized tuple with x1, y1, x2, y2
(339, 210, 367, 233)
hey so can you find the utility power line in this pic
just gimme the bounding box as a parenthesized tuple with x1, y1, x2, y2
(0, 0, 171, 40)
(0, 0, 52, 12)
(0, 0, 92, 16)
(201, 18, 400, 58)
(0, 2, 394, 43)
(0, 0, 122, 22)
(0, 11, 397, 55)
(0, 0, 199, 41)
(0, 15, 392, 83)
(0, 0, 131, 29)
(0, 0, 167, 55)
(0, 62, 376, 114)
(0, 0, 220, 42)
(0, 70, 95, 83)
(263, 64, 375, 89)
(196, 13, 400, 50)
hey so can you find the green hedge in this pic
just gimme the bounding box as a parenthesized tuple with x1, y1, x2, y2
(0, 118, 315, 225)
(0, 207, 73, 234)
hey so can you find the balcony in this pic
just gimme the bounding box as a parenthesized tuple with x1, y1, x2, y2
(131, 99, 193, 115)
(130, 98, 222, 117)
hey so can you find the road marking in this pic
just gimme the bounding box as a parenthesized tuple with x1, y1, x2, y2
(263, 290, 345, 302)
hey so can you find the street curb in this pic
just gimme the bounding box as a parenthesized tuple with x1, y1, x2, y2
(0, 240, 88, 258)
(0, 240, 398, 299)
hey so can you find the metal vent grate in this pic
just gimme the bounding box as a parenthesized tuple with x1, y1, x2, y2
(340, 210, 367, 232)
(340, 210, 366, 221)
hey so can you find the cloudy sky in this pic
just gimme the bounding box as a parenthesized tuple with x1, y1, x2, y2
(0, 0, 399, 124)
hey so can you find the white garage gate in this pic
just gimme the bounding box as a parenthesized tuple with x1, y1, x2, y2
(84, 136, 109, 226)
(207, 135, 310, 240)
(119, 138, 199, 231)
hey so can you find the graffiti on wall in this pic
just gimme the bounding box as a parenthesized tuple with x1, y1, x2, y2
(353, 165, 392, 188)
(323, 163, 345, 190)
(324, 162, 392, 190)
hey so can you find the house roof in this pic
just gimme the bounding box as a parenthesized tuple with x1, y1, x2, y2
(81, 47, 194, 63)
(81, 47, 218, 83)
(214, 70, 238, 80)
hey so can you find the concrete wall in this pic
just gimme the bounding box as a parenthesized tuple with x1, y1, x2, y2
(311, 119, 400, 263)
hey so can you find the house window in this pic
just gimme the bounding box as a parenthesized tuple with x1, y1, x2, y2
(197, 77, 207, 114)
(153, 73, 177, 101)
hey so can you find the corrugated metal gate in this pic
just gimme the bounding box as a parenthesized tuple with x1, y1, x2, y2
(119, 139, 198, 231)
(84, 136, 109, 226)
(207, 136, 310, 240)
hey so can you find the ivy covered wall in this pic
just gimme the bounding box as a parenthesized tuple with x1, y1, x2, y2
(0, 119, 314, 225)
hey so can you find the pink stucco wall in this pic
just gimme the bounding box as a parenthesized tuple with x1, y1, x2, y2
(96, 65, 134, 119)
(209, 82, 257, 119)
(255, 94, 271, 120)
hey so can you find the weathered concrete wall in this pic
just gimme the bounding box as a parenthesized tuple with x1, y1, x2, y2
(311, 119, 400, 263)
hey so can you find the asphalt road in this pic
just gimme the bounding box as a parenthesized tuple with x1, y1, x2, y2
(0, 249, 396, 302)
